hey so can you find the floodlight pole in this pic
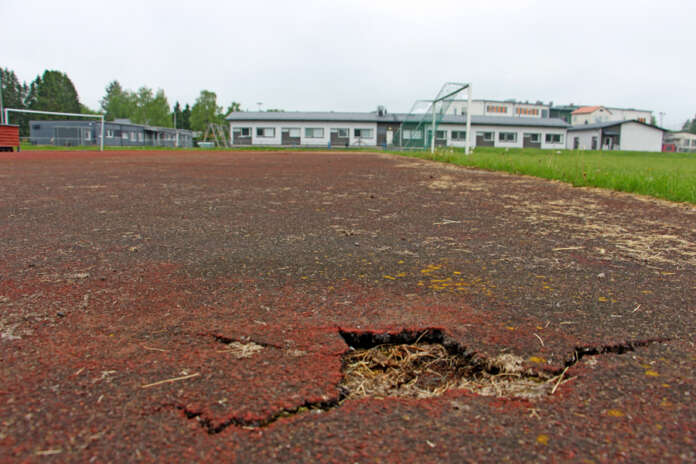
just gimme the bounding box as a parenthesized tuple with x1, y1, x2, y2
(465, 84, 472, 155)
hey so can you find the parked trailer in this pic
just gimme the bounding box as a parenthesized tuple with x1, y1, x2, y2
(0, 124, 20, 151)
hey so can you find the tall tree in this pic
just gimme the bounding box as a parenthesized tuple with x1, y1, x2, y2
(27, 70, 81, 114)
(100, 80, 135, 121)
(190, 90, 223, 132)
(130, 87, 172, 127)
(682, 115, 696, 134)
(0, 68, 30, 134)
(172, 101, 183, 129)
(225, 101, 241, 115)
(182, 103, 192, 130)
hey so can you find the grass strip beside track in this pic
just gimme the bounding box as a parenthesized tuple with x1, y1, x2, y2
(394, 147, 696, 204)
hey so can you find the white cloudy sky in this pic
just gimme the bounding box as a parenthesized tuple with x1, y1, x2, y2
(3, 0, 695, 129)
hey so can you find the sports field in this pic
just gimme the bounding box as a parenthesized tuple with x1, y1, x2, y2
(1, 150, 694, 462)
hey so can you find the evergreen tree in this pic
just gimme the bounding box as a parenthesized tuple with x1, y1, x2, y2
(172, 101, 182, 129)
(100, 80, 135, 121)
(27, 70, 81, 114)
(0, 68, 30, 134)
(182, 104, 192, 130)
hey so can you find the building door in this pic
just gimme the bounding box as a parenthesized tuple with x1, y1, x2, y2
(573, 137, 579, 149)
(523, 133, 541, 148)
(281, 128, 301, 145)
(476, 131, 494, 147)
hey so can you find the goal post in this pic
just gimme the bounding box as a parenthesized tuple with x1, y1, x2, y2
(395, 82, 472, 155)
(4, 108, 105, 151)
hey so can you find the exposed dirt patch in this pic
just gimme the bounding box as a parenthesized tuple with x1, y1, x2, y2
(339, 329, 559, 400)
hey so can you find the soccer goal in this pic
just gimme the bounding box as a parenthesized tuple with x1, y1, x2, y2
(394, 82, 472, 154)
(3, 108, 105, 151)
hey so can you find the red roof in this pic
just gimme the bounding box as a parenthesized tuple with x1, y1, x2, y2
(572, 106, 606, 115)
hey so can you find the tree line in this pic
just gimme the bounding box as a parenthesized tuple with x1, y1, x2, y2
(1, 67, 243, 136)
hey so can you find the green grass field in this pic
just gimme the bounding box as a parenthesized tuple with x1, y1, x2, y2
(396, 147, 696, 204)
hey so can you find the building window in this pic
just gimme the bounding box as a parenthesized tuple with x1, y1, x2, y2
(305, 128, 324, 138)
(354, 128, 374, 138)
(477, 131, 494, 142)
(139, 133, 144, 142)
(486, 105, 508, 114)
(233, 127, 251, 137)
(83, 129, 92, 141)
(256, 127, 276, 137)
(498, 132, 517, 143)
(122, 132, 129, 141)
(591, 136, 598, 150)
(516, 107, 540, 116)
(637, 117, 646, 123)
(32, 124, 41, 130)
(106, 129, 114, 138)
(331, 128, 349, 138)
(451, 130, 467, 140)
(283, 128, 301, 137)
(524, 133, 540, 143)
(402, 129, 422, 140)
(546, 133, 563, 144)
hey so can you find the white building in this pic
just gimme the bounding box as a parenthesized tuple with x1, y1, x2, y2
(571, 106, 653, 125)
(664, 131, 696, 152)
(225, 111, 568, 150)
(446, 99, 550, 119)
(567, 120, 664, 152)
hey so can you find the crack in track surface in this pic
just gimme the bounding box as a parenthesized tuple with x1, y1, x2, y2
(166, 329, 670, 434)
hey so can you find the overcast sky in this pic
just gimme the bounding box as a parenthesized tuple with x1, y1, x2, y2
(3, 0, 695, 129)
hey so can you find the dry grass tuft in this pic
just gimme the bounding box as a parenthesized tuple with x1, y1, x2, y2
(341, 343, 557, 400)
(217, 341, 264, 359)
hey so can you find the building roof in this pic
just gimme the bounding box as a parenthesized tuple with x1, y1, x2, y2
(571, 106, 607, 115)
(568, 120, 666, 132)
(226, 111, 569, 128)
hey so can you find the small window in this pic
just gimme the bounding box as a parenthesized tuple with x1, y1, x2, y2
(106, 129, 114, 138)
(498, 132, 517, 143)
(403, 129, 422, 140)
(451, 130, 467, 140)
(305, 128, 324, 138)
(354, 128, 374, 138)
(122, 132, 129, 140)
(32, 124, 41, 130)
(83, 129, 92, 141)
(331, 128, 349, 138)
(524, 133, 540, 142)
(546, 133, 563, 144)
(233, 127, 251, 137)
(139, 133, 144, 142)
(477, 131, 494, 141)
(256, 127, 275, 137)
(283, 128, 301, 138)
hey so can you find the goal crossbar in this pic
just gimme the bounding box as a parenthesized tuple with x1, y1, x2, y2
(4, 108, 105, 151)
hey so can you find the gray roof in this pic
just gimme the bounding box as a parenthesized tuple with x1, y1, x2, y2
(568, 120, 665, 132)
(226, 111, 569, 128)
